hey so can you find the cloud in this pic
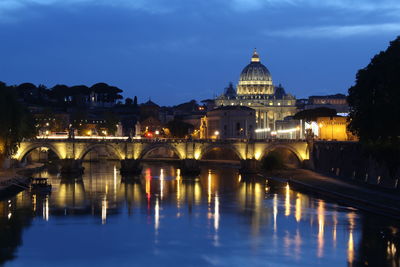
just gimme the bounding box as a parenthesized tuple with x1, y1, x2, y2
(0, 0, 174, 14)
(266, 23, 400, 38)
(2, 0, 400, 12)
(230, 0, 400, 12)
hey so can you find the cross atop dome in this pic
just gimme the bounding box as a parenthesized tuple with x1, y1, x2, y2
(251, 48, 260, 62)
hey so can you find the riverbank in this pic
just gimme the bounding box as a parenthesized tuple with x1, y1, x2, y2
(263, 168, 400, 220)
(0, 163, 45, 199)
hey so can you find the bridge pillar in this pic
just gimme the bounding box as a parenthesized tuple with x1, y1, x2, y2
(239, 159, 260, 175)
(59, 159, 84, 177)
(180, 159, 201, 176)
(305, 137, 315, 170)
(120, 159, 143, 176)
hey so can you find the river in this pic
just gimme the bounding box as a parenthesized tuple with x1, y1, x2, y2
(0, 161, 399, 266)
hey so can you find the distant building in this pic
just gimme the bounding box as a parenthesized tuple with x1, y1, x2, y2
(140, 99, 160, 120)
(200, 106, 256, 139)
(215, 50, 297, 138)
(139, 100, 163, 137)
(305, 94, 349, 114)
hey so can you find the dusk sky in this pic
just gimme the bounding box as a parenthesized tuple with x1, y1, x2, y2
(1, 0, 399, 105)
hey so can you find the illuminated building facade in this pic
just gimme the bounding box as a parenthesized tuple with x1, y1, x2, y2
(316, 116, 357, 141)
(215, 50, 297, 138)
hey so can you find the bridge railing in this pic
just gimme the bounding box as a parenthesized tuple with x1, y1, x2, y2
(22, 137, 307, 144)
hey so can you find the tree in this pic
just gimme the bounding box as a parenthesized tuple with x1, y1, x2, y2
(98, 111, 119, 135)
(91, 83, 123, 103)
(125, 98, 133, 105)
(348, 36, 400, 142)
(166, 119, 194, 138)
(0, 82, 36, 163)
(347, 36, 400, 178)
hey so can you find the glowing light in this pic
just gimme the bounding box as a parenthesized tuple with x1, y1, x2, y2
(276, 128, 300, 134)
(36, 135, 129, 140)
(317, 200, 325, 258)
(160, 169, 164, 199)
(387, 241, 397, 259)
(43, 196, 49, 221)
(32, 194, 36, 212)
(101, 196, 107, 224)
(145, 168, 151, 201)
(208, 170, 212, 204)
(214, 194, 219, 231)
(347, 231, 354, 265)
(113, 165, 117, 197)
(176, 169, 181, 204)
(295, 193, 302, 222)
(155, 198, 160, 230)
(194, 182, 201, 204)
(255, 128, 271, 133)
(273, 194, 278, 232)
(285, 183, 291, 216)
(155, 130, 160, 135)
(214, 131, 220, 136)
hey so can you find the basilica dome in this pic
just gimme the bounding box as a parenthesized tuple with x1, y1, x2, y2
(239, 51, 272, 83)
(237, 50, 274, 96)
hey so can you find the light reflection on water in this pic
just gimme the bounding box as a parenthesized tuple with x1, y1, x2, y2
(0, 161, 399, 266)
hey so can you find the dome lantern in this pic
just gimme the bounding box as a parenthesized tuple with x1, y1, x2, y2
(251, 49, 260, 62)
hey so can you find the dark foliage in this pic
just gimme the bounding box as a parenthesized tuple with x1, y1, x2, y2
(0, 82, 36, 160)
(348, 36, 400, 142)
(166, 119, 194, 138)
(348, 36, 400, 177)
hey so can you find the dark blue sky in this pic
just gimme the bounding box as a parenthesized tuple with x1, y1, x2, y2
(1, 0, 399, 105)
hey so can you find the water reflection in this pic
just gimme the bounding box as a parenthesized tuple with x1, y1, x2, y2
(0, 161, 399, 266)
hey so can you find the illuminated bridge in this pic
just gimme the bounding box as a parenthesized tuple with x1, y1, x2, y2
(14, 138, 310, 176)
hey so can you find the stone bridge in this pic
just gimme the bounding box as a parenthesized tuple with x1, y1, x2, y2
(14, 138, 310, 176)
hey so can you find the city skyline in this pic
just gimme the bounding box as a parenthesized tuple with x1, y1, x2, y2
(1, 1, 399, 105)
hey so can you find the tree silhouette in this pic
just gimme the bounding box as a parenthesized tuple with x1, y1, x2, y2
(0, 82, 36, 163)
(293, 107, 337, 122)
(348, 36, 400, 178)
(166, 119, 194, 138)
(348, 36, 400, 142)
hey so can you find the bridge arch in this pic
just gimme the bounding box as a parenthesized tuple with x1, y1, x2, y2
(78, 143, 124, 160)
(17, 143, 62, 162)
(260, 144, 304, 167)
(199, 144, 243, 160)
(139, 143, 183, 160)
